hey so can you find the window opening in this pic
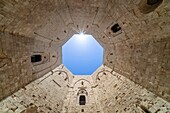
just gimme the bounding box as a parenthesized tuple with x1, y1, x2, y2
(31, 55, 42, 63)
(111, 24, 121, 33)
(139, 0, 163, 14)
(79, 95, 86, 105)
(147, 0, 160, 5)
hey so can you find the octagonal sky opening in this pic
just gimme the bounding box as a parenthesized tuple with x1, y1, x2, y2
(62, 34, 103, 75)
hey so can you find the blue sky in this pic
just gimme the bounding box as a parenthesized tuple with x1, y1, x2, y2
(62, 34, 103, 75)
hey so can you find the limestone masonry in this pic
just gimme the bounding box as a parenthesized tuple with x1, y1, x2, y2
(0, 0, 170, 113)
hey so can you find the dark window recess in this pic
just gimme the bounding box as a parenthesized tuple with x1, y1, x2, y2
(79, 95, 86, 105)
(31, 55, 42, 63)
(140, 105, 151, 113)
(111, 24, 121, 33)
(81, 109, 84, 112)
(139, 0, 163, 14)
(147, 0, 160, 5)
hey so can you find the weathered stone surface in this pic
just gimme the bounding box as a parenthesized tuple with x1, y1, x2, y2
(0, 0, 170, 112)
(0, 65, 73, 113)
(0, 32, 61, 101)
(0, 65, 169, 113)
(92, 66, 170, 113)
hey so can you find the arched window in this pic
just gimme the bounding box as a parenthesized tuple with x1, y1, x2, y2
(31, 55, 42, 63)
(79, 95, 86, 105)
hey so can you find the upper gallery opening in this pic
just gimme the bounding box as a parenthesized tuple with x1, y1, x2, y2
(62, 34, 103, 75)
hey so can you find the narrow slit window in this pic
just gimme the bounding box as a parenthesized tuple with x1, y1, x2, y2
(31, 55, 42, 63)
(79, 95, 86, 105)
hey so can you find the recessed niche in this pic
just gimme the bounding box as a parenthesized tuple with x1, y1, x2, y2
(147, 0, 160, 5)
(139, 0, 163, 14)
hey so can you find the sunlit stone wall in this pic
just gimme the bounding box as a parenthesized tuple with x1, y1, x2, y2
(0, 65, 73, 113)
(0, 65, 170, 113)
(92, 66, 170, 113)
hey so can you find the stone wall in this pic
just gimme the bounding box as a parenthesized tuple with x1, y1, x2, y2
(0, 0, 169, 105)
(0, 65, 170, 113)
(92, 66, 170, 113)
(0, 32, 61, 101)
(92, 0, 170, 102)
(61, 76, 101, 113)
(0, 65, 73, 113)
